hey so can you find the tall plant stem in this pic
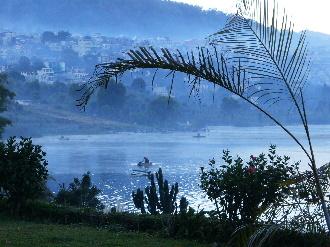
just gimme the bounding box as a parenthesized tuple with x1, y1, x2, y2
(301, 94, 330, 231)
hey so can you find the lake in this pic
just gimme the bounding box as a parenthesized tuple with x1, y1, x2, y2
(35, 125, 330, 211)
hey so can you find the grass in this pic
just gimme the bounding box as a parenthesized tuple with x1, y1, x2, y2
(0, 215, 208, 247)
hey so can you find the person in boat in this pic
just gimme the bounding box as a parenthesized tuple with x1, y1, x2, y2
(144, 157, 150, 163)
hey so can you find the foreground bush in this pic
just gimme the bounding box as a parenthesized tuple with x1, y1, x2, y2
(0, 137, 48, 213)
(54, 172, 104, 210)
(200, 145, 299, 225)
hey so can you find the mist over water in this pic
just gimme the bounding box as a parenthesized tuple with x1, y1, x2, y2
(38, 125, 330, 210)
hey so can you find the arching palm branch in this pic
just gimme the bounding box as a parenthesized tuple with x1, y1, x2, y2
(77, 0, 330, 231)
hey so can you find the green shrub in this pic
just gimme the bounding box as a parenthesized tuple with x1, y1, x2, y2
(200, 145, 299, 225)
(0, 137, 48, 213)
(54, 172, 104, 210)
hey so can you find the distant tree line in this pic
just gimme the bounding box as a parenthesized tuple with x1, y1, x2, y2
(41, 31, 72, 43)
(2, 69, 330, 136)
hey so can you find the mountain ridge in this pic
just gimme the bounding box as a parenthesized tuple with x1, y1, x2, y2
(0, 0, 228, 40)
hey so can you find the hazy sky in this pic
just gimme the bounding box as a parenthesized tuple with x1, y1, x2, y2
(172, 0, 330, 34)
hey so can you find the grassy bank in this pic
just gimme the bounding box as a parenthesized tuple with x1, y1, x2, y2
(0, 215, 207, 247)
(0, 200, 328, 247)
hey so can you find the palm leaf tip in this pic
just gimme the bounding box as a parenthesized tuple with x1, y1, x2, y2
(210, 0, 311, 111)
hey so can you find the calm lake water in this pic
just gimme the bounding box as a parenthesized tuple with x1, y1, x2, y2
(35, 125, 330, 211)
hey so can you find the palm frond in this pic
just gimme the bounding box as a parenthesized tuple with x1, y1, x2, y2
(248, 224, 281, 247)
(226, 225, 256, 246)
(77, 45, 312, 161)
(226, 224, 281, 247)
(210, 0, 310, 123)
(77, 46, 250, 109)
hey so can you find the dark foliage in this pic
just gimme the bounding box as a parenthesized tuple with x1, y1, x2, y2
(96, 79, 127, 116)
(132, 188, 145, 214)
(131, 78, 146, 92)
(147, 96, 180, 126)
(132, 168, 181, 215)
(179, 196, 188, 215)
(41, 31, 72, 43)
(156, 168, 179, 214)
(0, 137, 48, 212)
(144, 173, 159, 215)
(54, 172, 104, 211)
(0, 74, 15, 137)
(0, 200, 164, 232)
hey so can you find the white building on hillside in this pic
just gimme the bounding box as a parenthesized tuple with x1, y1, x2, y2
(37, 67, 55, 84)
(21, 72, 37, 82)
(98, 54, 113, 64)
(153, 86, 169, 97)
(67, 68, 89, 83)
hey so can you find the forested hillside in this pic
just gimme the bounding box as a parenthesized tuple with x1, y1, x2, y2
(0, 0, 227, 39)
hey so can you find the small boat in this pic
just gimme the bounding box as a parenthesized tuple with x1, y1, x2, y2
(59, 136, 70, 141)
(137, 157, 153, 168)
(137, 161, 153, 168)
(193, 133, 206, 138)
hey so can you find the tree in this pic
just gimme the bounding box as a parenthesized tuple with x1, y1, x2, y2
(0, 137, 48, 212)
(77, 0, 330, 231)
(0, 74, 15, 137)
(148, 96, 179, 125)
(41, 31, 57, 43)
(96, 79, 126, 110)
(31, 57, 44, 71)
(57, 31, 71, 41)
(29, 80, 41, 101)
(15, 56, 31, 72)
(131, 77, 146, 92)
(61, 48, 79, 67)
